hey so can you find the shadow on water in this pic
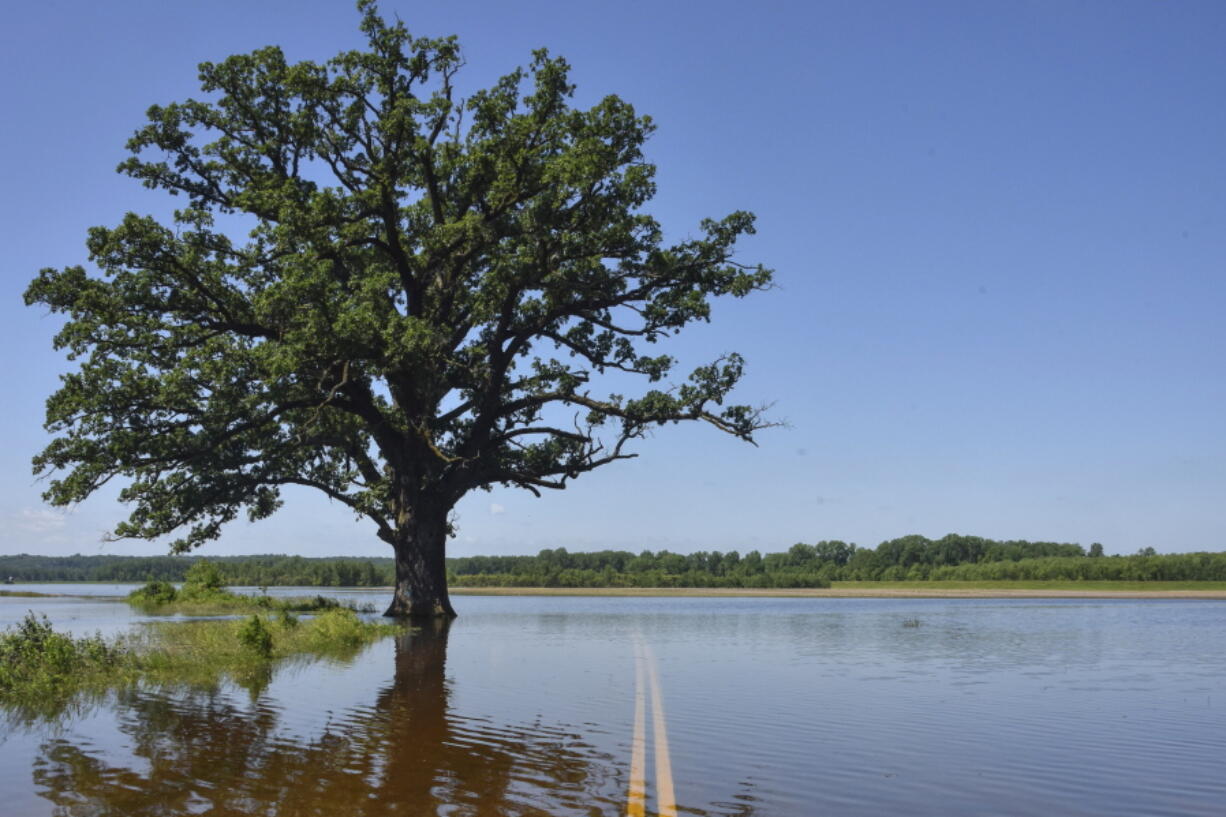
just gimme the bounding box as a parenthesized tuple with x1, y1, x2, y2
(25, 620, 638, 816)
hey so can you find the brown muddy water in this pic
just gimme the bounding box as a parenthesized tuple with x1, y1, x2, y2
(3, 590, 1226, 816)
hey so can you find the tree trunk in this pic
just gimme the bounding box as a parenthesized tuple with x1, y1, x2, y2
(384, 507, 457, 619)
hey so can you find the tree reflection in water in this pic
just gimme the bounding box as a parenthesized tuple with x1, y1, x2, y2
(30, 620, 628, 816)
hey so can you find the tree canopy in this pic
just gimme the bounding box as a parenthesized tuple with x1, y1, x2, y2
(25, 2, 773, 616)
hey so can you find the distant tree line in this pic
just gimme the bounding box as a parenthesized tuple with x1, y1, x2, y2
(445, 535, 1097, 585)
(4, 535, 1225, 587)
(0, 554, 392, 587)
(768, 535, 1226, 582)
(448, 547, 832, 588)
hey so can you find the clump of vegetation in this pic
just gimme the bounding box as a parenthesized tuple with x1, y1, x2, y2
(126, 560, 375, 615)
(128, 579, 178, 605)
(134, 609, 399, 674)
(179, 559, 225, 597)
(1, 610, 403, 718)
(298, 608, 376, 650)
(0, 613, 120, 696)
(238, 615, 274, 657)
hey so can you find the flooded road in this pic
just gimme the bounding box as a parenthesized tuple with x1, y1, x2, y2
(3, 591, 1226, 815)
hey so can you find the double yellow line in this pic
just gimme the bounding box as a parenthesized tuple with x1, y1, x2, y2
(627, 640, 676, 817)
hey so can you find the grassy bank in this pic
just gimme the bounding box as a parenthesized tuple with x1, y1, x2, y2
(127, 583, 377, 615)
(0, 609, 403, 717)
(125, 561, 376, 615)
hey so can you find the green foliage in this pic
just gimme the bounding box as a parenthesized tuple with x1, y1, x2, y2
(184, 559, 224, 591)
(447, 538, 1226, 585)
(0, 553, 392, 585)
(448, 547, 832, 588)
(22, 0, 773, 601)
(124, 570, 371, 615)
(1, 610, 401, 717)
(238, 615, 273, 657)
(299, 608, 374, 651)
(0, 613, 119, 696)
(176, 560, 231, 604)
(128, 580, 178, 604)
(11, 539, 1226, 589)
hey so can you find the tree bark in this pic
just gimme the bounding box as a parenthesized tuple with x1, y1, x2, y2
(384, 506, 457, 619)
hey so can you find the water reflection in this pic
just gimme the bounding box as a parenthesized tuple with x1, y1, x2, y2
(30, 621, 625, 816)
(18, 596, 1216, 816)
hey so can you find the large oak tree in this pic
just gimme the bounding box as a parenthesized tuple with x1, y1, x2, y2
(26, 2, 774, 618)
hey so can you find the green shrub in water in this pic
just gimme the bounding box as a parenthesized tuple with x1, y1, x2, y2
(128, 580, 179, 605)
(0, 613, 119, 694)
(302, 608, 368, 650)
(238, 615, 274, 658)
(184, 559, 224, 590)
(1, 610, 402, 718)
(178, 559, 228, 601)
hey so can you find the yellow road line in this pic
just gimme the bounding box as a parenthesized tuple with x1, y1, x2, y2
(628, 639, 679, 817)
(645, 645, 677, 817)
(627, 643, 648, 817)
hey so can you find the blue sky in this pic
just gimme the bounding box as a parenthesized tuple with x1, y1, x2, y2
(2, 0, 1223, 559)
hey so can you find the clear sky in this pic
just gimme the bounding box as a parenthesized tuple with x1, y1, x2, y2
(2, 0, 1223, 559)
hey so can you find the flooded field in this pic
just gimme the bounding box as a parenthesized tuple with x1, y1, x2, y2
(3, 589, 1226, 816)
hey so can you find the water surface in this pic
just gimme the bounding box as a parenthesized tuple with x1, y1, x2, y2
(3, 589, 1225, 815)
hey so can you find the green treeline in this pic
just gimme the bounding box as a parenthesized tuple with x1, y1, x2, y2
(0, 554, 393, 587)
(449, 536, 1226, 585)
(449, 546, 832, 588)
(770, 535, 1226, 582)
(4, 535, 1226, 587)
(445, 536, 1084, 586)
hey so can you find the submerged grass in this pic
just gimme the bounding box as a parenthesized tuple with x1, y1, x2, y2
(130, 608, 401, 680)
(0, 609, 403, 718)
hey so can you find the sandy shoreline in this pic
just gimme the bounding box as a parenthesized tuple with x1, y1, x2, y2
(451, 586, 1226, 599)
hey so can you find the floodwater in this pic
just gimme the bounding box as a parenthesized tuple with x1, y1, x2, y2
(3, 589, 1226, 816)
